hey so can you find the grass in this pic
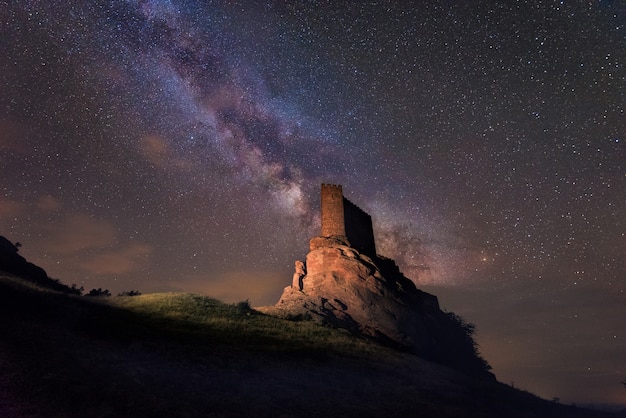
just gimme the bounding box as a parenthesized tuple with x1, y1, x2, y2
(111, 292, 386, 360)
(0, 274, 616, 418)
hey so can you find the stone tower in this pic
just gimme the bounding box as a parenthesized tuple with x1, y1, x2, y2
(321, 184, 346, 237)
(320, 183, 376, 257)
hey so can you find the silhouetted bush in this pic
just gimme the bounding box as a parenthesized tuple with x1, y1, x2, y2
(118, 290, 141, 296)
(69, 284, 84, 295)
(235, 299, 251, 315)
(439, 311, 492, 374)
(86, 288, 111, 297)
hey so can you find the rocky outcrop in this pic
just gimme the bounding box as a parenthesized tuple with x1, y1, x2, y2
(261, 236, 491, 376)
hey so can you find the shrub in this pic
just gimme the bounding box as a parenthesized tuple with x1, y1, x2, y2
(441, 311, 492, 373)
(118, 290, 141, 297)
(70, 284, 84, 295)
(235, 299, 251, 315)
(86, 288, 111, 297)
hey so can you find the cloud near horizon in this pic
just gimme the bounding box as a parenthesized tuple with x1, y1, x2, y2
(78, 242, 154, 276)
(41, 214, 118, 255)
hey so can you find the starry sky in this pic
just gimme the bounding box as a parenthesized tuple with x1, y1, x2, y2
(1, 0, 625, 409)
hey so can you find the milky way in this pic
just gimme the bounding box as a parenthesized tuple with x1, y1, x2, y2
(1, 0, 625, 408)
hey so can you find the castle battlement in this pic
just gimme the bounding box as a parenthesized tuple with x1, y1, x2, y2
(320, 184, 376, 257)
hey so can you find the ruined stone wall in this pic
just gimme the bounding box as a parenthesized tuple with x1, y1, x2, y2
(320, 183, 377, 257)
(343, 198, 377, 257)
(321, 184, 346, 237)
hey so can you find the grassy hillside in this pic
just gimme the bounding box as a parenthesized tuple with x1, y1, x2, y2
(0, 274, 615, 417)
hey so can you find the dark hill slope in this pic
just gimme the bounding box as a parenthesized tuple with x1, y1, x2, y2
(0, 274, 614, 418)
(0, 236, 80, 294)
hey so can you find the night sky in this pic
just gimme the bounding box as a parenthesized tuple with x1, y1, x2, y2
(1, 0, 625, 408)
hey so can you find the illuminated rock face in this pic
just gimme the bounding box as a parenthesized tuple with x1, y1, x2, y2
(267, 236, 440, 352)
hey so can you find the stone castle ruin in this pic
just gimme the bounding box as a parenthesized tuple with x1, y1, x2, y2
(261, 184, 491, 376)
(321, 184, 376, 258)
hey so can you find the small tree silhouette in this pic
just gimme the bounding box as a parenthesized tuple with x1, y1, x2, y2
(440, 311, 492, 373)
(86, 288, 111, 297)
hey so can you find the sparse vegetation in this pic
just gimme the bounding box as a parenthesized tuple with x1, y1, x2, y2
(118, 290, 141, 297)
(86, 287, 111, 297)
(110, 292, 380, 359)
(70, 283, 84, 295)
